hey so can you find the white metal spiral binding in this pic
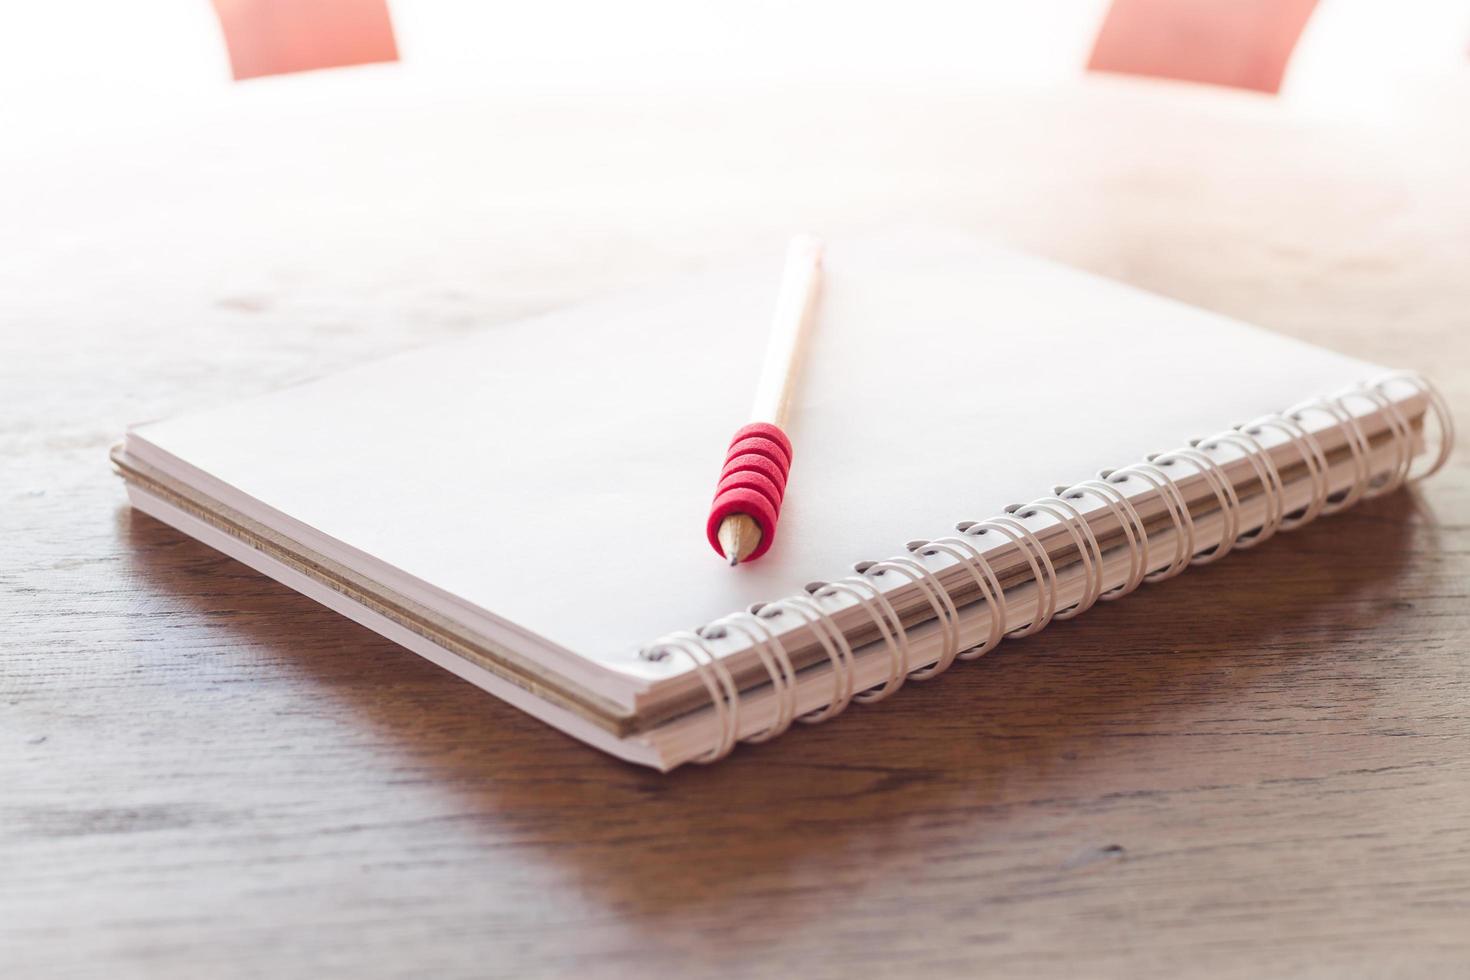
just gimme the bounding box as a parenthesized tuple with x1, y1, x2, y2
(646, 371, 1453, 765)
(1107, 463, 1195, 580)
(1011, 497, 1105, 619)
(811, 576, 911, 704)
(1197, 428, 1286, 549)
(1289, 395, 1373, 514)
(1062, 479, 1150, 599)
(1240, 414, 1329, 529)
(702, 611, 798, 743)
(1349, 385, 1414, 496)
(964, 516, 1058, 637)
(760, 594, 856, 724)
(1151, 447, 1244, 563)
(1380, 371, 1454, 479)
(861, 556, 961, 680)
(912, 535, 1007, 659)
(649, 630, 741, 763)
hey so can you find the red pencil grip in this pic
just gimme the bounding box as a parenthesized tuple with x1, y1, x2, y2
(706, 423, 793, 561)
(721, 452, 788, 497)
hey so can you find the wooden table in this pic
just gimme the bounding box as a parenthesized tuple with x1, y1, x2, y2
(4, 75, 1468, 978)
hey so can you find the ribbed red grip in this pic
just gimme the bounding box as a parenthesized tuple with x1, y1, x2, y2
(706, 422, 793, 561)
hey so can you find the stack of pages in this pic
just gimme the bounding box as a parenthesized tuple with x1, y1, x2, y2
(113, 230, 1452, 769)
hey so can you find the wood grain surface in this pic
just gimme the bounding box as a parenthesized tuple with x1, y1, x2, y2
(3, 75, 1468, 978)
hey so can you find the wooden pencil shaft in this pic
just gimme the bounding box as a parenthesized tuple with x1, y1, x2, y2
(749, 235, 823, 427)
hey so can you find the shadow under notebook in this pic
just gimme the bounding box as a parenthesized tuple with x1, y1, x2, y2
(120, 488, 1429, 928)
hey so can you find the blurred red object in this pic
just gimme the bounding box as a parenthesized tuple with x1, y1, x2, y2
(211, 0, 398, 81)
(1088, 0, 1319, 94)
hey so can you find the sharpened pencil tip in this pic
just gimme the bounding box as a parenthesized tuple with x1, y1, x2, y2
(717, 513, 762, 566)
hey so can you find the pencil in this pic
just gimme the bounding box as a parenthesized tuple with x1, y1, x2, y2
(706, 234, 824, 565)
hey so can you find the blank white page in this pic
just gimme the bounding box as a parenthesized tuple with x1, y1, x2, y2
(129, 230, 1383, 674)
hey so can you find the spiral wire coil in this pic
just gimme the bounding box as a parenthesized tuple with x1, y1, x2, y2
(643, 372, 1454, 764)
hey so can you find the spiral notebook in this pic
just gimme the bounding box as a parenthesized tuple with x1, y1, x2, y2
(112, 229, 1453, 770)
